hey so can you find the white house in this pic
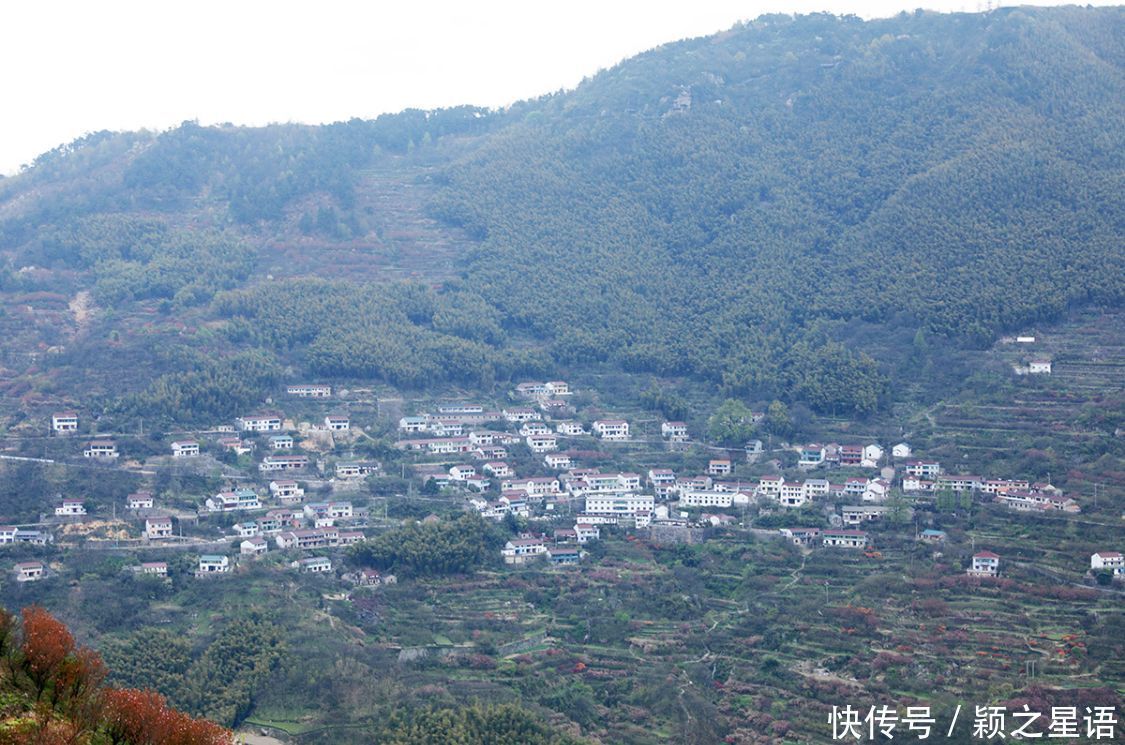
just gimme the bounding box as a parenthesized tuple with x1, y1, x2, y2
(862, 479, 891, 503)
(269, 435, 295, 450)
(841, 505, 888, 525)
(1028, 359, 1052, 375)
(287, 384, 331, 398)
(779, 481, 806, 508)
(336, 462, 379, 479)
(891, 443, 912, 459)
(501, 538, 547, 564)
(502, 477, 560, 497)
(757, 475, 784, 498)
(145, 516, 174, 538)
(574, 523, 600, 543)
(821, 530, 868, 549)
(555, 421, 586, 436)
(139, 562, 168, 576)
(502, 407, 541, 423)
(15, 561, 45, 582)
(269, 480, 305, 501)
(232, 522, 259, 538)
(292, 556, 333, 573)
(592, 420, 630, 440)
(54, 499, 87, 517)
(83, 440, 118, 459)
(241, 537, 269, 556)
(206, 489, 261, 512)
(661, 421, 689, 440)
(127, 492, 154, 510)
(449, 464, 477, 481)
(236, 412, 283, 432)
(544, 453, 573, 470)
(525, 434, 558, 453)
(708, 458, 732, 476)
(1090, 552, 1124, 575)
(197, 555, 231, 575)
(324, 414, 350, 431)
(520, 421, 551, 436)
(259, 455, 309, 472)
(904, 460, 942, 478)
(483, 462, 512, 478)
(171, 440, 200, 457)
(968, 551, 1000, 577)
(861, 444, 884, 468)
(584, 493, 654, 516)
(680, 490, 739, 509)
(51, 412, 78, 434)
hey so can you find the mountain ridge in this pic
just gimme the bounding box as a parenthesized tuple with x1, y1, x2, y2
(0, 7, 1122, 420)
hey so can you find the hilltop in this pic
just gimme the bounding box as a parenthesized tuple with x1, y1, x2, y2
(0, 7, 1120, 426)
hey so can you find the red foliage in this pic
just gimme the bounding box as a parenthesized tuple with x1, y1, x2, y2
(9, 607, 232, 744)
(21, 606, 76, 682)
(103, 688, 232, 745)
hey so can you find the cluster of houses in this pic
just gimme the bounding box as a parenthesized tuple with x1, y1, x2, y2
(796, 442, 905, 470)
(24, 379, 1109, 590)
(900, 462, 1080, 512)
(501, 520, 600, 566)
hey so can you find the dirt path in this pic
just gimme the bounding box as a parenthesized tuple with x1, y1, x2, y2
(69, 290, 93, 330)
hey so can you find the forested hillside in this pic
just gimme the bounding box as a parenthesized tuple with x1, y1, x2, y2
(0, 7, 1122, 419)
(433, 7, 1125, 414)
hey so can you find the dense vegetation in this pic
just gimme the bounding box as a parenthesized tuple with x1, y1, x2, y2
(101, 615, 284, 727)
(428, 8, 1124, 414)
(1, 8, 1122, 417)
(369, 704, 583, 744)
(0, 606, 230, 743)
(350, 513, 504, 576)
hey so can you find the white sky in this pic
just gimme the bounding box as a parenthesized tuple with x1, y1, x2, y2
(0, 0, 1112, 174)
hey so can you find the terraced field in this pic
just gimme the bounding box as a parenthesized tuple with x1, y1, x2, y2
(339, 523, 1123, 744)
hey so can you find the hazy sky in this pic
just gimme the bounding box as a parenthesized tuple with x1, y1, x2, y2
(1, 1, 1111, 174)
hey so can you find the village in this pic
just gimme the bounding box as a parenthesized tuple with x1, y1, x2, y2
(5, 372, 1119, 595)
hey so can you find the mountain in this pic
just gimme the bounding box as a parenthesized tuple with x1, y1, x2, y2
(0, 6, 1122, 422)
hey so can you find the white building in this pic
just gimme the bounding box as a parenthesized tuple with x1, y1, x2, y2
(144, 516, 173, 538)
(822, 530, 868, 549)
(661, 421, 688, 440)
(139, 562, 167, 576)
(259, 455, 309, 472)
(127, 492, 154, 510)
(83, 440, 118, 459)
(501, 538, 547, 564)
(241, 537, 269, 555)
(891, 443, 912, 459)
(287, 384, 331, 398)
(171, 440, 200, 457)
(206, 489, 262, 512)
(15, 561, 45, 582)
(861, 445, 884, 468)
(269, 480, 305, 501)
(585, 493, 654, 516)
(292, 556, 333, 573)
(197, 555, 231, 575)
(51, 412, 78, 434)
(680, 490, 740, 508)
(236, 412, 283, 432)
(449, 464, 477, 481)
(968, 551, 1000, 577)
(555, 421, 586, 436)
(1090, 551, 1124, 575)
(324, 414, 350, 431)
(54, 499, 87, 517)
(526, 434, 559, 452)
(592, 420, 630, 440)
